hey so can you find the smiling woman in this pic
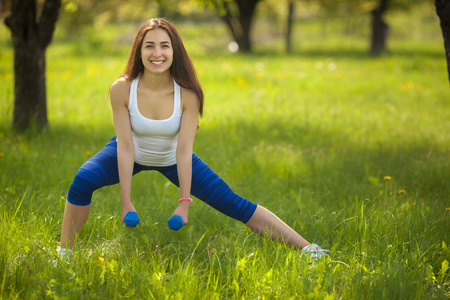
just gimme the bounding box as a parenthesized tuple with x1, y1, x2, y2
(56, 18, 328, 263)
(140, 29, 173, 75)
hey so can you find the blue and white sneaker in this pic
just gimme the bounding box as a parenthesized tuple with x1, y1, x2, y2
(301, 244, 329, 260)
(54, 247, 72, 265)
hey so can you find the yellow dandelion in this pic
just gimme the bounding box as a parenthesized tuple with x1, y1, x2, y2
(52, 154, 58, 159)
(98, 256, 105, 265)
(61, 71, 73, 80)
(445, 208, 450, 211)
(86, 151, 93, 156)
(86, 66, 99, 78)
(384, 176, 391, 180)
(398, 190, 406, 194)
(0, 152, 4, 157)
(236, 76, 246, 86)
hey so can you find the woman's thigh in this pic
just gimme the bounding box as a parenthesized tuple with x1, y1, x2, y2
(67, 137, 144, 205)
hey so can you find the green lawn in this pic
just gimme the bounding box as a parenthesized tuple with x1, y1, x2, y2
(1, 4, 449, 299)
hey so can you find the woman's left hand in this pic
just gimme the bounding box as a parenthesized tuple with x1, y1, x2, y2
(172, 201, 190, 225)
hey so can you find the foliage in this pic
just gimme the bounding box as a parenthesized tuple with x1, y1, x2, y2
(305, 0, 430, 17)
(58, 0, 214, 34)
(1, 4, 449, 299)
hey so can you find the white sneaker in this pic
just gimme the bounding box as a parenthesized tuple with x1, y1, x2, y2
(55, 247, 72, 263)
(301, 244, 329, 260)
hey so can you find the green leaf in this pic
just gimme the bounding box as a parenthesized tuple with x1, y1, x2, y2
(441, 260, 449, 276)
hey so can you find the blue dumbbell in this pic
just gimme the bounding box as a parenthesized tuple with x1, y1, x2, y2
(168, 215, 184, 231)
(124, 212, 140, 227)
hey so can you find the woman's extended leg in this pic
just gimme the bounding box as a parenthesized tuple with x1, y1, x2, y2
(160, 153, 311, 250)
(245, 205, 310, 249)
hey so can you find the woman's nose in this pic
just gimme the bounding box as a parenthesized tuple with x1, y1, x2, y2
(153, 47, 161, 57)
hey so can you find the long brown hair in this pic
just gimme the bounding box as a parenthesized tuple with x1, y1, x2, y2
(122, 18, 204, 116)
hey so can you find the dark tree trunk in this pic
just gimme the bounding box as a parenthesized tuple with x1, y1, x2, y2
(435, 0, 450, 84)
(13, 42, 47, 131)
(286, 0, 295, 53)
(370, 0, 390, 55)
(221, 0, 260, 52)
(156, 0, 166, 18)
(4, 0, 61, 131)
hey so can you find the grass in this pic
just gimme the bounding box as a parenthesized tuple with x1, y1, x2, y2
(1, 3, 450, 299)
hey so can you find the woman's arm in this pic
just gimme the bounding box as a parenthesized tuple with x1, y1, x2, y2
(172, 88, 200, 224)
(110, 79, 137, 221)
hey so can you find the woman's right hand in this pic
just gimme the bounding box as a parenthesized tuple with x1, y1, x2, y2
(121, 202, 137, 223)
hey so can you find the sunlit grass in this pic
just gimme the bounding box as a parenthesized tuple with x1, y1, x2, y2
(1, 4, 450, 299)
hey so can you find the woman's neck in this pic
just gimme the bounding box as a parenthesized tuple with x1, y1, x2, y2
(139, 71, 173, 90)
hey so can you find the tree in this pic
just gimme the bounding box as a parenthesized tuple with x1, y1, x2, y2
(205, 0, 262, 52)
(286, 0, 295, 53)
(4, 0, 61, 131)
(435, 0, 450, 83)
(371, 0, 390, 55)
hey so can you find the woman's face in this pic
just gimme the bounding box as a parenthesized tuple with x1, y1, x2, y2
(140, 28, 173, 75)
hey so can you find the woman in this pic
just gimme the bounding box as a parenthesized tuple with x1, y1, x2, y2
(57, 18, 327, 262)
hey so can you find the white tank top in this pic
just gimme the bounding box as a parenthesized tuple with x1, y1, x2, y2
(128, 76, 182, 167)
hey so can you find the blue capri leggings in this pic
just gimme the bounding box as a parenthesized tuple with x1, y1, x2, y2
(67, 137, 257, 223)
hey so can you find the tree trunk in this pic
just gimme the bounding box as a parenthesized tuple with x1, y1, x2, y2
(286, 0, 295, 53)
(156, 0, 166, 18)
(220, 0, 260, 53)
(13, 41, 48, 131)
(370, 0, 390, 55)
(435, 0, 450, 84)
(4, 0, 61, 131)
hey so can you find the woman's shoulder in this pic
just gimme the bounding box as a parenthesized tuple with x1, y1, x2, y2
(110, 77, 132, 105)
(110, 77, 132, 93)
(180, 87, 199, 111)
(180, 87, 198, 101)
